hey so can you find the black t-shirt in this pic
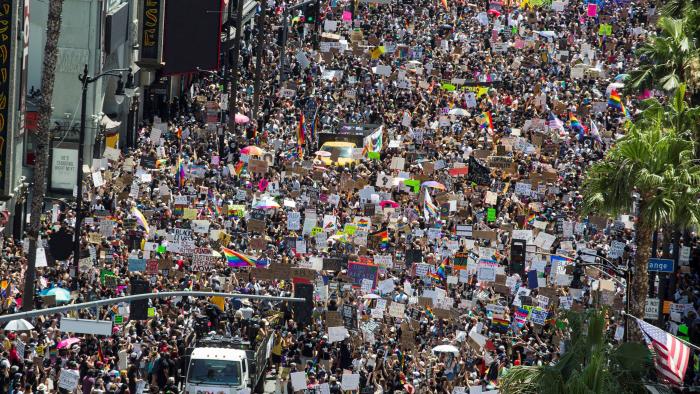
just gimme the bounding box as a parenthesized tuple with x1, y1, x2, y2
(302, 337, 316, 357)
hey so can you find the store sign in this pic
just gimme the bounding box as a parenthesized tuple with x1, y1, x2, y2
(51, 148, 78, 190)
(0, 0, 14, 190)
(139, 0, 164, 64)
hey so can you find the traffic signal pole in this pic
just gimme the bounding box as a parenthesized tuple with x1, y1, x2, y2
(252, 0, 267, 120)
(228, 0, 245, 135)
(278, 0, 319, 85)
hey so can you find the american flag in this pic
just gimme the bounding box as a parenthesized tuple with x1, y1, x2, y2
(636, 317, 690, 385)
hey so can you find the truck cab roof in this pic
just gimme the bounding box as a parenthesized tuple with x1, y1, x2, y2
(190, 347, 247, 361)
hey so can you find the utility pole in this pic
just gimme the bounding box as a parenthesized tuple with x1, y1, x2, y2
(227, 0, 245, 135)
(252, 0, 267, 120)
(279, 10, 289, 84)
(223, 0, 233, 94)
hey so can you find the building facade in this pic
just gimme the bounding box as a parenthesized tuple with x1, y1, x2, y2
(25, 0, 141, 196)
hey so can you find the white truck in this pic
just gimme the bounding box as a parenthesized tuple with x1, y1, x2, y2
(184, 335, 273, 394)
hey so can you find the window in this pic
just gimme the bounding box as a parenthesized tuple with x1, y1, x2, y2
(187, 359, 242, 386)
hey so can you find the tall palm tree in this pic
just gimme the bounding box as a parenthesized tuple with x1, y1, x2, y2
(580, 112, 700, 333)
(22, 0, 65, 311)
(638, 84, 700, 152)
(499, 309, 652, 394)
(627, 16, 699, 103)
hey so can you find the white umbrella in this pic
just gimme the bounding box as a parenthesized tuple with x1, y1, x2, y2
(362, 294, 381, 299)
(432, 344, 459, 354)
(5, 319, 34, 331)
(606, 82, 625, 96)
(448, 108, 470, 116)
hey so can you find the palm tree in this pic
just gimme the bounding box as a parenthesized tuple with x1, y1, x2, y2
(638, 84, 700, 152)
(499, 309, 652, 394)
(580, 111, 700, 333)
(22, 0, 65, 311)
(627, 16, 699, 103)
(660, 0, 700, 43)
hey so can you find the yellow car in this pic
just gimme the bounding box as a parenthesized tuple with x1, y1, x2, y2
(317, 141, 357, 166)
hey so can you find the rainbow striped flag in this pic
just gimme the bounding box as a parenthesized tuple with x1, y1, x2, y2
(608, 89, 623, 110)
(297, 113, 306, 146)
(425, 306, 435, 320)
(427, 271, 442, 281)
(176, 156, 186, 188)
(233, 161, 245, 176)
(491, 317, 511, 333)
(436, 259, 447, 280)
(221, 247, 267, 268)
(609, 90, 632, 119)
(527, 213, 536, 225)
(371, 229, 389, 250)
(131, 206, 150, 235)
(569, 113, 586, 135)
(480, 111, 494, 130)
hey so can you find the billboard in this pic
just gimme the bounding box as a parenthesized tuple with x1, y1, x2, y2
(162, 0, 223, 75)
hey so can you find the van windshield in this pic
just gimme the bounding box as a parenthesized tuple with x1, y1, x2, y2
(187, 359, 242, 386)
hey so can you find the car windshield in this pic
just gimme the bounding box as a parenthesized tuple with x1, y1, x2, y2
(320, 146, 353, 158)
(187, 359, 241, 386)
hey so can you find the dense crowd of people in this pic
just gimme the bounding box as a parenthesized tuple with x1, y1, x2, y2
(0, 0, 698, 392)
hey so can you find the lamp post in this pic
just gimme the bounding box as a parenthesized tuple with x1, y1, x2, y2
(74, 64, 134, 285)
(197, 67, 226, 154)
(577, 250, 632, 341)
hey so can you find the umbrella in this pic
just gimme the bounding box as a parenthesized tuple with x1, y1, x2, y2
(362, 294, 381, 299)
(448, 108, 470, 116)
(253, 199, 280, 209)
(432, 344, 460, 354)
(487, 9, 501, 17)
(606, 82, 625, 96)
(4, 319, 34, 331)
(234, 113, 249, 124)
(314, 151, 332, 157)
(57, 337, 81, 349)
(379, 200, 400, 208)
(421, 181, 446, 190)
(39, 287, 71, 303)
(241, 146, 264, 156)
(614, 74, 630, 81)
(534, 30, 557, 39)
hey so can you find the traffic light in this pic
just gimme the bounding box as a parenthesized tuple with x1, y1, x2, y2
(303, 1, 318, 23)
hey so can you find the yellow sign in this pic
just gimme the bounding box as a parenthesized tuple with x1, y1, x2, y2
(182, 208, 197, 220)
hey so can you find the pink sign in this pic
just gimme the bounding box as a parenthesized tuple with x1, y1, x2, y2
(342, 11, 352, 21)
(587, 4, 597, 17)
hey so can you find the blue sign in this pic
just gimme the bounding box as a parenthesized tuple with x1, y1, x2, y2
(128, 258, 147, 272)
(648, 258, 674, 273)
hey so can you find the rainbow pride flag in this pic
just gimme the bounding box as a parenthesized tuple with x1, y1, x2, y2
(371, 229, 389, 250)
(608, 89, 623, 110)
(297, 113, 306, 146)
(233, 161, 245, 176)
(491, 317, 511, 332)
(176, 156, 186, 188)
(609, 90, 632, 119)
(222, 247, 267, 268)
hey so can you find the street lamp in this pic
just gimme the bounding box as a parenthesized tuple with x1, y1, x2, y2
(73, 64, 134, 286)
(577, 250, 632, 341)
